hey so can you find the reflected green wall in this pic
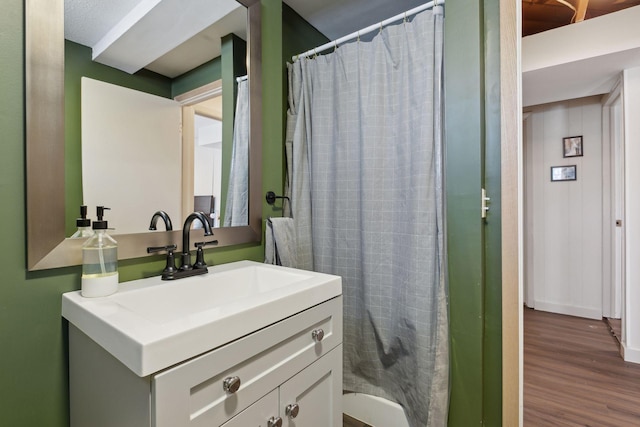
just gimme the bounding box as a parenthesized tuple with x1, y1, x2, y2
(0, 0, 502, 425)
(65, 36, 247, 233)
(171, 57, 222, 98)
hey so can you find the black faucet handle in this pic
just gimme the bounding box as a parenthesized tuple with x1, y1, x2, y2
(147, 244, 177, 254)
(193, 240, 218, 269)
(147, 245, 178, 277)
(194, 240, 219, 249)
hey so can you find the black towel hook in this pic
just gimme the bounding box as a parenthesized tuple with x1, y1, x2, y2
(265, 191, 290, 205)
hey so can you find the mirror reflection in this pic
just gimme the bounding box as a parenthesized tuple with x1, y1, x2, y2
(193, 100, 223, 228)
(64, 0, 248, 237)
(222, 76, 250, 227)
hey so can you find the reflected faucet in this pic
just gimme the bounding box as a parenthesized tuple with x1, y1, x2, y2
(149, 210, 173, 231)
(181, 212, 213, 271)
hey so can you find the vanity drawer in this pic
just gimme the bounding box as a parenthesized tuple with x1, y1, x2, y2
(152, 296, 342, 427)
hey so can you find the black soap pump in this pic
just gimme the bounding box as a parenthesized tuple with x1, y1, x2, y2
(70, 205, 94, 238)
(81, 206, 119, 297)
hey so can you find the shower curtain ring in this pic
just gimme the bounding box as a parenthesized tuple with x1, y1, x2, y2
(434, 0, 439, 6)
(379, 22, 383, 34)
(334, 41, 338, 52)
(357, 31, 360, 42)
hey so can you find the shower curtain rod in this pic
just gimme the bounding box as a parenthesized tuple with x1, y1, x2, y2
(292, 0, 444, 61)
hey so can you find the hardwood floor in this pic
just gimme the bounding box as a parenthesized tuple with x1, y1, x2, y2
(606, 317, 622, 345)
(343, 414, 372, 427)
(524, 308, 640, 426)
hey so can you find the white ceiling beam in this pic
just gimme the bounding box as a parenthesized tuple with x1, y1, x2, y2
(92, 0, 242, 74)
(523, 5, 640, 72)
(523, 5, 640, 106)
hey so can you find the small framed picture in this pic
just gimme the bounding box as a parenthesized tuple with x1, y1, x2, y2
(551, 165, 577, 182)
(563, 135, 583, 158)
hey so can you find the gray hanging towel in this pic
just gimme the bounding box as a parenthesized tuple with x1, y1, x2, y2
(264, 217, 297, 267)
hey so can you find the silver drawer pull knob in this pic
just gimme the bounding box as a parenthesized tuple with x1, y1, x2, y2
(311, 328, 325, 342)
(285, 403, 300, 418)
(267, 416, 283, 427)
(222, 376, 241, 393)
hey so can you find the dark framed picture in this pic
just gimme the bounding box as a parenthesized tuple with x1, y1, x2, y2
(563, 135, 583, 157)
(551, 165, 577, 182)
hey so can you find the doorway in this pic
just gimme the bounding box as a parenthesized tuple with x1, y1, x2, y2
(522, 96, 609, 321)
(521, 85, 629, 425)
(176, 80, 224, 225)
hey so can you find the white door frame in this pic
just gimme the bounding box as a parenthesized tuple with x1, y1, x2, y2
(601, 79, 625, 321)
(522, 112, 534, 308)
(175, 80, 223, 221)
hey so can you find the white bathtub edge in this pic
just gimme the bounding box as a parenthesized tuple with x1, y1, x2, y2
(342, 392, 410, 427)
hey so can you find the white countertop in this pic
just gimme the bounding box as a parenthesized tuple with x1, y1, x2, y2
(62, 261, 341, 376)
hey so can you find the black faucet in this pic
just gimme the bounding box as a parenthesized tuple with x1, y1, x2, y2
(149, 210, 173, 231)
(147, 211, 217, 280)
(180, 212, 214, 271)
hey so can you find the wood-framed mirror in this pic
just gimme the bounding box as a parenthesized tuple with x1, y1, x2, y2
(25, 0, 262, 270)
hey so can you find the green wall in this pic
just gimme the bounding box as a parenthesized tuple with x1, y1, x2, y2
(260, 0, 285, 199)
(0, 1, 279, 425)
(1, 3, 75, 425)
(282, 3, 329, 136)
(282, 3, 328, 60)
(445, 1, 485, 423)
(482, 1, 504, 425)
(0, 0, 502, 425)
(445, 0, 502, 425)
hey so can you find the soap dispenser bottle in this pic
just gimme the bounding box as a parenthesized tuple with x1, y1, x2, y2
(81, 206, 118, 297)
(70, 205, 94, 238)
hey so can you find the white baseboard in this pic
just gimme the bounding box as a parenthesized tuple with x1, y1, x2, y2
(621, 343, 640, 364)
(534, 301, 602, 320)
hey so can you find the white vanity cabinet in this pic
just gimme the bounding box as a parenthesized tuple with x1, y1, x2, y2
(220, 389, 279, 427)
(221, 348, 342, 427)
(278, 345, 342, 426)
(69, 296, 342, 427)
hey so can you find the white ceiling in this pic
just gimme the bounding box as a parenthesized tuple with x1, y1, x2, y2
(284, 0, 427, 41)
(65, 0, 640, 109)
(65, 0, 429, 78)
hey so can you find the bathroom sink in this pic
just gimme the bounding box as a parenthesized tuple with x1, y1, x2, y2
(62, 261, 341, 376)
